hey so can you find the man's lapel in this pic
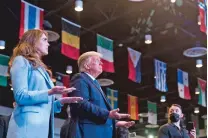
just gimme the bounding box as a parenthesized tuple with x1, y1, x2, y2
(81, 73, 112, 110)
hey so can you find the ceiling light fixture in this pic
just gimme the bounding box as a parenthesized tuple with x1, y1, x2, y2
(196, 59, 203, 68)
(195, 88, 200, 95)
(194, 107, 199, 114)
(118, 43, 123, 47)
(0, 40, 5, 50)
(160, 95, 166, 102)
(75, 0, 83, 12)
(171, 0, 176, 3)
(145, 34, 152, 44)
(66, 65, 73, 74)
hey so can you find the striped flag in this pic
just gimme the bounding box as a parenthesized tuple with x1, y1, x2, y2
(61, 18, 81, 60)
(0, 54, 9, 87)
(106, 88, 118, 109)
(177, 69, 191, 100)
(127, 47, 141, 83)
(128, 94, 139, 120)
(197, 78, 207, 107)
(19, 0, 44, 38)
(198, 0, 207, 34)
(97, 34, 114, 73)
(154, 59, 168, 92)
(55, 72, 70, 98)
(148, 101, 157, 125)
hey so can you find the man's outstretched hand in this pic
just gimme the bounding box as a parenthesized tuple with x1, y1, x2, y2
(109, 108, 130, 119)
(116, 121, 135, 128)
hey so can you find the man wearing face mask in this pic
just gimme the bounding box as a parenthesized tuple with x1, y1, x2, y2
(158, 104, 196, 138)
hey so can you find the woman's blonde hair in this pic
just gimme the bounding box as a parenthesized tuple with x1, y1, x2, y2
(8, 29, 52, 77)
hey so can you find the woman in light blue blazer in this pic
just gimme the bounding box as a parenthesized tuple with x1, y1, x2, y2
(7, 29, 82, 138)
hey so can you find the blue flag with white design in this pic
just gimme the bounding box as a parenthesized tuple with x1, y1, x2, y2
(154, 59, 168, 92)
(106, 88, 118, 109)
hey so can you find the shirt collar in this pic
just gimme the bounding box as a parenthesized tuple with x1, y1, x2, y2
(84, 72, 95, 81)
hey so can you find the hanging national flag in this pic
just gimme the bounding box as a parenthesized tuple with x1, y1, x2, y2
(197, 78, 207, 107)
(127, 47, 141, 83)
(55, 72, 70, 97)
(154, 59, 168, 92)
(97, 34, 114, 73)
(106, 88, 118, 109)
(177, 69, 191, 100)
(128, 94, 139, 120)
(198, 0, 207, 34)
(61, 18, 81, 60)
(0, 54, 9, 87)
(148, 101, 157, 125)
(19, 0, 44, 38)
(191, 114, 199, 136)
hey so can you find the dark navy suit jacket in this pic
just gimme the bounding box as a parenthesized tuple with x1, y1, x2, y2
(66, 72, 115, 138)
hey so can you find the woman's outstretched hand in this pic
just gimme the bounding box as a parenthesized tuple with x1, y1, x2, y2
(48, 86, 76, 95)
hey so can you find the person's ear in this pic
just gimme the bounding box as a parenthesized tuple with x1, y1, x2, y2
(180, 113, 184, 118)
(84, 63, 90, 70)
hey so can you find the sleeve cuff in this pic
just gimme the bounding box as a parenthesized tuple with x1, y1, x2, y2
(54, 100, 64, 113)
(57, 100, 64, 107)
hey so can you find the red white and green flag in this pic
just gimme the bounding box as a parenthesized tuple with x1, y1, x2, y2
(0, 54, 9, 87)
(97, 34, 114, 73)
(197, 78, 207, 107)
(148, 101, 157, 125)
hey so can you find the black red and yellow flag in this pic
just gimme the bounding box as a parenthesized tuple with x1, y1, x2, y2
(61, 18, 81, 60)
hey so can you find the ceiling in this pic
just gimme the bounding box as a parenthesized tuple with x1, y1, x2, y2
(0, 0, 207, 136)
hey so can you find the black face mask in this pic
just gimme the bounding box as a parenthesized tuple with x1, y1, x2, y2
(169, 113, 180, 122)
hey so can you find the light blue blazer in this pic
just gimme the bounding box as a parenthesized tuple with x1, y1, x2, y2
(7, 56, 63, 138)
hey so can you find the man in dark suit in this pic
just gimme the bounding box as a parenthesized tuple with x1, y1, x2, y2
(62, 51, 135, 138)
(0, 115, 11, 138)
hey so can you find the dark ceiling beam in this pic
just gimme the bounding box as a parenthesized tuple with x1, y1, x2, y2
(176, 26, 196, 38)
(44, 0, 73, 18)
(95, 6, 109, 20)
(81, 8, 140, 35)
(158, 1, 202, 39)
(185, 0, 198, 9)
(116, 2, 200, 45)
(94, 3, 119, 20)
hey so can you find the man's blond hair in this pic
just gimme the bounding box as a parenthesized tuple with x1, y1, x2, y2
(78, 51, 102, 72)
